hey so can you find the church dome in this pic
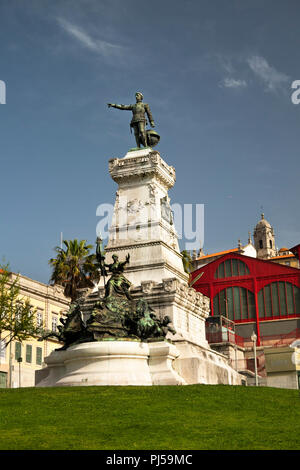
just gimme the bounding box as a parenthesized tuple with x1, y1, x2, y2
(255, 213, 271, 229)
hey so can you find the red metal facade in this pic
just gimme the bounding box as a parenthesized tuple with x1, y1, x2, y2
(190, 252, 300, 346)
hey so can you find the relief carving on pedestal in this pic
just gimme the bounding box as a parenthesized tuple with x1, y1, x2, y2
(189, 287, 198, 300)
(162, 278, 178, 293)
(147, 184, 157, 205)
(160, 196, 174, 225)
(109, 158, 119, 172)
(150, 152, 160, 164)
(141, 281, 155, 294)
(127, 198, 145, 214)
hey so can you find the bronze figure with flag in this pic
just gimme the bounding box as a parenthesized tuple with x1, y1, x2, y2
(96, 235, 107, 288)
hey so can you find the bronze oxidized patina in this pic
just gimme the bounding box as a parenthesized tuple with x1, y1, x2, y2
(40, 239, 175, 349)
(108, 92, 160, 149)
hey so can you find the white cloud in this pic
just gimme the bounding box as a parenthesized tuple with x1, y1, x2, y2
(216, 55, 235, 75)
(247, 55, 289, 92)
(221, 77, 247, 89)
(57, 17, 123, 56)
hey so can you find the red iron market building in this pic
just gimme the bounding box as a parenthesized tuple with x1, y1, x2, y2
(190, 245, 300, 348)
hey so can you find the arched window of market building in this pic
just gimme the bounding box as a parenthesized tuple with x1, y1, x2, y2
(213, 287, 255, 321)
(214, 259, 250, 279)
(258, 281, 300, 318)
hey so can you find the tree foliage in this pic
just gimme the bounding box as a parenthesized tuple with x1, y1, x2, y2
(181, 250, 193, 274)
(0, 263, 42, 348)
(49, 239, 100, 302)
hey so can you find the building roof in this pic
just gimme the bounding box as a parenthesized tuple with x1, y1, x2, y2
(197, 246, 296, 263)
(190, 251, 300, 290)
(196, 248, 239, 261)
(290, 244, 300, 259)
(270, 254, 295, 260)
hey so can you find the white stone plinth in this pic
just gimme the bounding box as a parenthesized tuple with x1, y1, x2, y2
(148, 342, 186, 385)
(130, 278, 210, 348)
(123, 148, 153, 159)
(173, 341, 245, 385)
(105, 149, 188, 285)
(35, 340, 184, 387)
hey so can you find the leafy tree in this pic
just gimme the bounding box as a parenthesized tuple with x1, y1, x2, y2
(0, 263, 42, 349)
(49, 239, 99, 302)
(181, 250, 193, 274)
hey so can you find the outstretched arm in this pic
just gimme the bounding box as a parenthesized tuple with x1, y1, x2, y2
(107, 103, 133, 110)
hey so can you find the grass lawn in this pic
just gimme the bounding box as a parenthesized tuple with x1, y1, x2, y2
(0, 384, 299, 450)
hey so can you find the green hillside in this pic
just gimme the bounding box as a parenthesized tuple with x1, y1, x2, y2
(0, 385, 299, 450)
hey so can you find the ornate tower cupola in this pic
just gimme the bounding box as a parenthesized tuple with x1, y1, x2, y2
(253, 213, 276, 259)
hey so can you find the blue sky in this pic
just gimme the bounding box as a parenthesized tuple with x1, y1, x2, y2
(0, 0, 299, 283)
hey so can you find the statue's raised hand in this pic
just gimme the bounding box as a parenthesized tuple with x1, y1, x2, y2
(150, 121, 155, 128)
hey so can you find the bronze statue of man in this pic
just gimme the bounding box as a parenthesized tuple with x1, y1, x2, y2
(108, 92, 155, 148)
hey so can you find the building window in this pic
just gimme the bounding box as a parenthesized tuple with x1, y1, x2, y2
(26, 344, 32, 363)
(0, 340, 6, 360)
(258, 281, 300, 318)
(36, 347, 42, 365)
(259, 240, 263, 249)
(213, 287, 255, 321)
(52, 314, 58, 332)
(214, 259, 250, 279)
(15, 342, 22, 361)
(36, 310, 43, 327)
(0, 371, 7, 388)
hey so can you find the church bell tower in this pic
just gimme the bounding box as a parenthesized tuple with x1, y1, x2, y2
(253, 213, 277, 259)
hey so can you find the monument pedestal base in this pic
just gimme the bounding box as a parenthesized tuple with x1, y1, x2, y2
(35, 340, 185, 387)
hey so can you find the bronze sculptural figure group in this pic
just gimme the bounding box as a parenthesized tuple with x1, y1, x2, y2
(41, 239, 176, 349)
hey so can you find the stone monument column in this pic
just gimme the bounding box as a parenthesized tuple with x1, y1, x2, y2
(105, 147, 188, 285)
(103, 147, 210, 350)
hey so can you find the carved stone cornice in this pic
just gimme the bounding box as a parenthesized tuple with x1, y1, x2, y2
(130, 278, 210, 320)
(10, 273, 69, 306)
(109, 151, 176, 189)
(105, 239, 182, 255)
(141, 280, 155, 294)
(161, 278, 210, 315)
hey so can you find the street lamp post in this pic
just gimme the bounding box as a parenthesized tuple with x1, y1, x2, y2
(17, 357, 22, 388)
(8, 339, 13, 388)
(223, 299, 229, 343)
(251, 331, 258, 386)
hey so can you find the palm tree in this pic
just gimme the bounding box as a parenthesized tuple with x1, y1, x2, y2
(49, 239, 99, 302)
